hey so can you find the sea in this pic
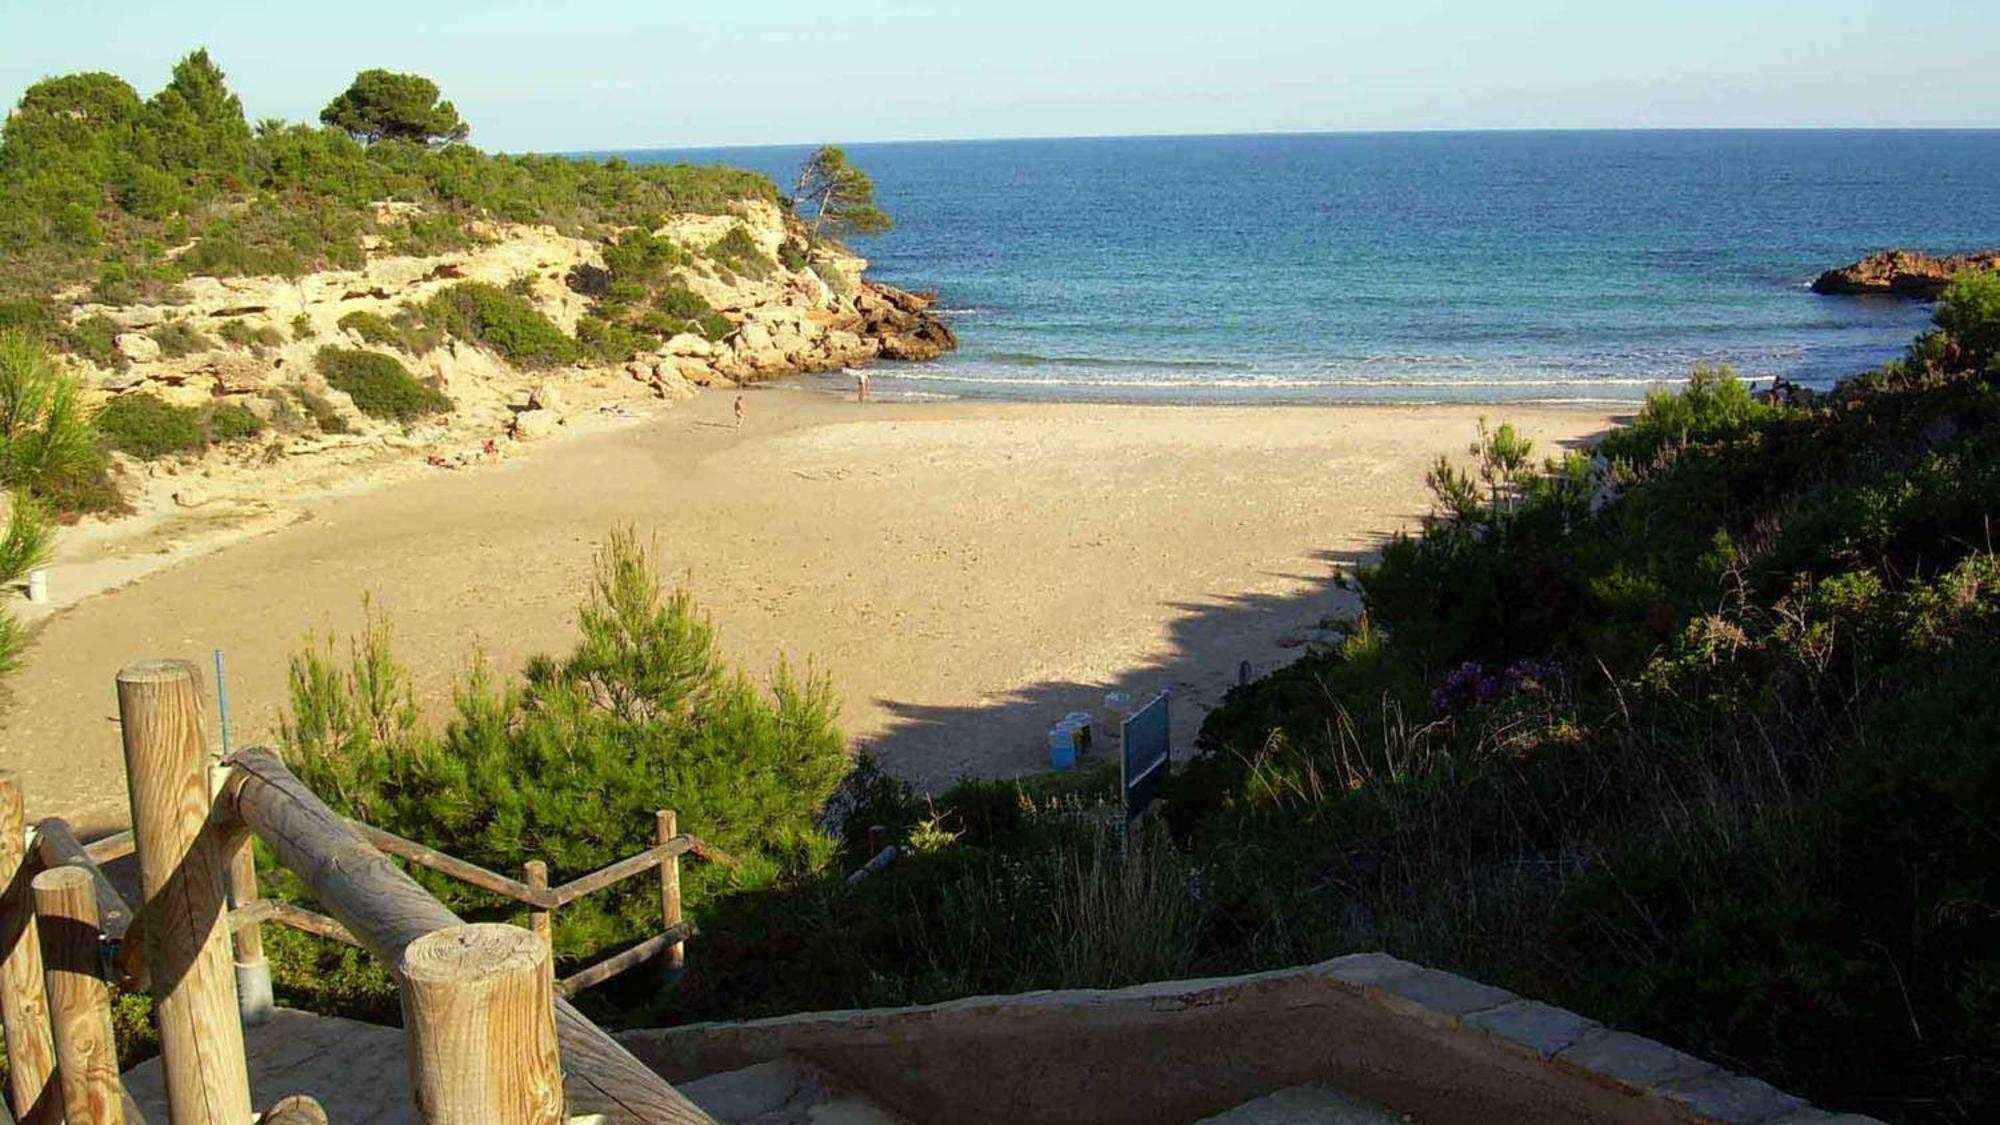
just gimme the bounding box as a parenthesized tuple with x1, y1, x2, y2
(612, 131, 2000, 404)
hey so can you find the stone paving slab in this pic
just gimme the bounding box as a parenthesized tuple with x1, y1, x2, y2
(122, 1008, 416, 1124)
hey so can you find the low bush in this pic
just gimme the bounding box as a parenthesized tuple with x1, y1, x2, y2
(312, 347, 450, 420)
(217, 319, 284, 350)
(204, 402, 264, 442)
(63, 315, 124, 369)
(291, 386, 347, 434)
(147, 321, 211, 358)
(277, 530, 848, 1017)
(94, 393, 206, 459)
(337, 307, 442, 354)
(425, 282, 578, 368)
(705, 226, 775, 281)
(643, 287, 734, 342)
(575, 315, 656, 363)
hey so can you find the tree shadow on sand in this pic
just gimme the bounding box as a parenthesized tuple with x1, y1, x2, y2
(855, 425, 1610, 791)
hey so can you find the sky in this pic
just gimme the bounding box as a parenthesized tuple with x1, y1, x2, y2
(2, 0, 1997, 153)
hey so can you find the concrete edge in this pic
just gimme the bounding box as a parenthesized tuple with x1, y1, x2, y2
(623, 952, 1884, 1124)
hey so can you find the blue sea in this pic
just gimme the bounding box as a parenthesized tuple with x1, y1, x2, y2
(615, 131, 2000, 403)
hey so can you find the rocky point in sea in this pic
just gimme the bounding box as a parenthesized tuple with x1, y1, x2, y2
(1811, 248, 2000, 300)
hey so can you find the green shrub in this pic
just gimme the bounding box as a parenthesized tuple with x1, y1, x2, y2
(337, 308, 440, 354)
(1934, 270, 2000, 370)
(705, 226, 775, 281)
(425, 283, 577, 368)
(147, 320, 211, 358)
(652, 286, 713, 321)
(63, 315, 124, 369)
(1599, 364, 1780, 471)
(94, 393, 206, 459)
(777, 238, 808, 272)
(0, 300, 55, 338)
(575, 315, 654, 363)
(217, 319, 283, 350)
(1167, 329, 2000, 1118)
(290, 313, 315, 341)
(292, 387, 347, 434)
(281, 530, 848, 972)
(312, 347, 449, 420)
(204, 402, 263, 442)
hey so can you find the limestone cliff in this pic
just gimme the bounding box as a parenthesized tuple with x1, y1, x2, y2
(60, 199, 955, 507)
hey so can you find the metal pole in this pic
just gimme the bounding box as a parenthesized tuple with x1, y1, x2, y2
(213, 649, 234, 757)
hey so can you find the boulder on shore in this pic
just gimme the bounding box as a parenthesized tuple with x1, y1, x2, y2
(1811, 249, 2000, 300)
(854, 282, 959, 362)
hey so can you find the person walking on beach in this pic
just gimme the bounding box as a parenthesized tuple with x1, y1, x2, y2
(733, 395, 745, 429)
(854, 368, 871, 402)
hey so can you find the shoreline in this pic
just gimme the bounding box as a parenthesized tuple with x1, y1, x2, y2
(5, 385, 1617, 833)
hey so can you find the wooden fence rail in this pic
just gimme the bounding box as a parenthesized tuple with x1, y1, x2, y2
(221, 746, 712, 1123)
(0, 659, 720, 1124)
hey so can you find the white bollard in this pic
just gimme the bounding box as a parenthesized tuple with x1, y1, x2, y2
(26, 569, 48, 605)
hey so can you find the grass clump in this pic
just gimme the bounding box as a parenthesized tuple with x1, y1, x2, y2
(425, 283, 577, 368)
(313, 347, 450, 421)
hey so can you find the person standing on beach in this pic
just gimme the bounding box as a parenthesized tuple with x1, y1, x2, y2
(855, 369, 871, 402)
(733, 395, 745, 429)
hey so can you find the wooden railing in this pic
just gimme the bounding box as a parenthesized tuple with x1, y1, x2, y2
(0, 659, 721, 1124)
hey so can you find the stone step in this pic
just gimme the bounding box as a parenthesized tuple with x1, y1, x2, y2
(678, 1056, 906, 1124)
(1196, 1083, 1409, 1124)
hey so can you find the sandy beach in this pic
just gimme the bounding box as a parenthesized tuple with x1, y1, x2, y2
(2, 385, 1614, 832)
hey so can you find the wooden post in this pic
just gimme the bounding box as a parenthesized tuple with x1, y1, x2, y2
(117, 659, 252, 1125)
(656, 811, 683, 979)
(523, 860, 551, 950)
(866, 825, 887, 857)
(225, 830, 274, 1026)
(400, 923, 563, 1125)
(223, 748, 711, 1123)
(31, 866, 122, 1125)
(260, 1094, 329, 1124)
(0, 779, 59, 1124)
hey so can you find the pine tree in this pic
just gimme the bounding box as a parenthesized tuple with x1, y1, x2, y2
(137, 49, 251, 180)
(792, 146, 893, 242)
(284, 529, 847, 959)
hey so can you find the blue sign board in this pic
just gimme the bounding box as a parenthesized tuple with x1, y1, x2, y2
(1120, 691, 1171, 821)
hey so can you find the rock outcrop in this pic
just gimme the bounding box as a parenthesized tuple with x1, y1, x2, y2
(51, 199, 958, 521)
(60, 200, 956, 468)
(1811, 248, 2000, 299)
(855, 284, 959, 361)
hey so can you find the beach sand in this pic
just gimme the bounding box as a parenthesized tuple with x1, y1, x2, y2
(3, 385, 1616, 832)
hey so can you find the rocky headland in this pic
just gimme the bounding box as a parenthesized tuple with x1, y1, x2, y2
(1811, 247, 2000, 299)
(56, 199, 955, 520)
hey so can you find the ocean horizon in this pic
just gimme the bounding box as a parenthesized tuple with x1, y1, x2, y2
(610, 130, 2000, 404)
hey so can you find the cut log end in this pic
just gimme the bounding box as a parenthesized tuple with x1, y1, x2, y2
(402, 922, 549, 987)
(114, 658, 203, 687)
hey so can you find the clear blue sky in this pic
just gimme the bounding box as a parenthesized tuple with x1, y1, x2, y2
(3, 0, 1996, 152)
